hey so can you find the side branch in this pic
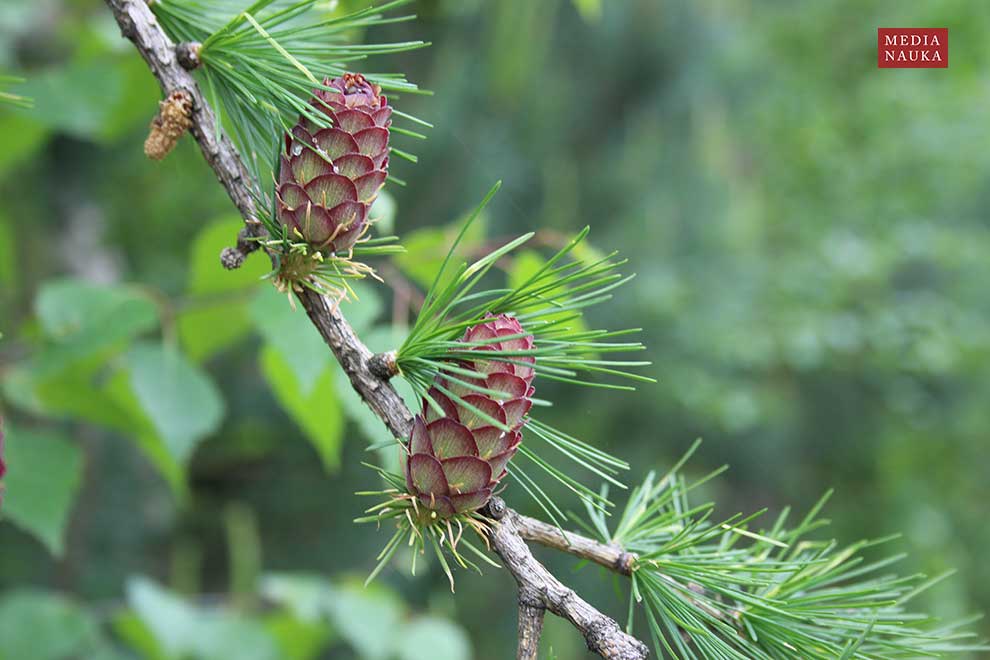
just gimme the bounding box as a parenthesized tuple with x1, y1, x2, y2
(515, 514, 637, 576)
(104, 1, 648, 656)
(516, 586, 546, 660)
(485, 499, 648, 660)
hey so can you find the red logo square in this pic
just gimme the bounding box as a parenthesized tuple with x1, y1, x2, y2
(878, 28, 948, 68)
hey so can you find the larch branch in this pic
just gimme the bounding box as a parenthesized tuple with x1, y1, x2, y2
(515, 513, 637, 576)
(104, 2, 647, 657)
(516, 585, 546, 660)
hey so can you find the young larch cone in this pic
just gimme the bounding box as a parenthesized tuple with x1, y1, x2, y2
(276, 73, 391, 252)
(404, 314, 535, 517)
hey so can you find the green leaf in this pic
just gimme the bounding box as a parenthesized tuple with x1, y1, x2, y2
(203, 615, 295, 659)
(261, 574, 473, 660)
(250, 278, 381, 395)
(85, 646, 131, 660)
(112, 612, 168, 660)
(35, 279, 159, 340)
(32, 279, 159, 376)
(394, 211, 488, 289)
(264, 613, 333, 660)
(1, 426, 83, 556)
(369, 189, 397, 235)
(259, 346, 344, 471)
(250, 287, 330, 395)
(326, 579, 404, 660)
(397, 617, 472, 660)
(507, 249, 548, 291)
(3, 372, 178, 497)
(31, 364, 140, 432)
(127, 577, 280, 660)
(340, 280, 384, 336)
(260, 573, 332, 623)
(333, 367, 391, 444)
(0, 590, 101, 660)
(2, 353, 141, 433)
(178, 216, 268, 361)
(0, 365, 52, 416)
(0, 112, 47, 178)
(124, 342, 225, 465)
(1, 360, 187, 499)
(261, 575, 403, 660)
(571, 0, 602, 22)
(99, 55, 164, 142)
(16, 58, 126, 141)
(0, 213, 14, 291)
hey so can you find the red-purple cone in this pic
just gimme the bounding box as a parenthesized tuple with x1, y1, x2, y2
(276, 73, 390, 252)
(404, 315, 535, 517)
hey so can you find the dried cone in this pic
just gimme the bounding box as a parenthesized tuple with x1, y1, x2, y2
(276, 73, 391, 252)
(404, 314, 535, 517)
(144, 90, 193, 160)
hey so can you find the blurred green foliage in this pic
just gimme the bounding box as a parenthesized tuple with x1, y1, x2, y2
(1, 0, 988, 658)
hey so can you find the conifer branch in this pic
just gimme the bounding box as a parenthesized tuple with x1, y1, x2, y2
(517, 585, 546, 660)
(104, 1, 649, 656)
(515, 513, 636, 576)
(484, 498, 649, 660)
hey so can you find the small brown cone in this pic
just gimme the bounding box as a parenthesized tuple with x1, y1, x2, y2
(144, 90, 193, 160)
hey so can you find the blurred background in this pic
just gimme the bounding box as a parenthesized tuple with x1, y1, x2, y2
(1, 0, 988, 658)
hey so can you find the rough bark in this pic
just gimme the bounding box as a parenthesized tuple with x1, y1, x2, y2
(515, 513, 637, 576)
(516, 586, 546, 660)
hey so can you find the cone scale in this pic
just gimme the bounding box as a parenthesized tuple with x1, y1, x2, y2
(404, 314, 535, 517)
